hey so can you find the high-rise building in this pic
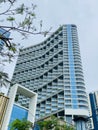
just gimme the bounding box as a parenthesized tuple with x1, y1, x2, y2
(11, 25, 89, 129)
(89, 91, 98, 130)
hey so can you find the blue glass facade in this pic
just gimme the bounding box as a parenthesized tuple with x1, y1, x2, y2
(89, 93, 98, 130)
(34, 124, 40, 130)
(8, 104, 28, 130)
(67, 25, 78, 109)
(0, 28, 10, 50)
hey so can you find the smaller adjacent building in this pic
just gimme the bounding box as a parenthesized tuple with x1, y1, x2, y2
(0, 28, 10, 51)
(1, 84, 37, 130)
(0, 94, 9, 129)
(89, 91, 98, 130)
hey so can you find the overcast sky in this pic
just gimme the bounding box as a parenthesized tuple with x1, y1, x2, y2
(4, 0, 98, 93)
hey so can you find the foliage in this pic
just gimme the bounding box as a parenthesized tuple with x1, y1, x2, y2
(0, 0, 51, 88)
(37, 116, 75, 130)
(38, 116, 58, 130)
(0, 0, 51, 62)
(0, 0, 51, 63)
(0, 0, 37, 63)
(9, 118, 32, 130)
(0, 71, 10, 87)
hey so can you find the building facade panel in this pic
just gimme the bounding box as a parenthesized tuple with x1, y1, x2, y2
(89, 91, 98, 130)
(8, 104, 28, 130)
(0, 94, 9, 129)
(2, 84, 37, 130)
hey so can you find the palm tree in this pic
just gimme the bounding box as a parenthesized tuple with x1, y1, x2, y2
(9, 118, 33, 130)
(38, 116, 58, 130)
(37, 116, 75, 130)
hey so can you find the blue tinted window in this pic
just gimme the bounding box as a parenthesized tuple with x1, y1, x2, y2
(67, 25, 78, 109)
(0, 28, 10, 45)
(72, 95, 77, 98)
(71, 90, 77, 93)
(73, 105, 78, 109)
(72, 99, 78, 103)
(8, 104, 28, 130)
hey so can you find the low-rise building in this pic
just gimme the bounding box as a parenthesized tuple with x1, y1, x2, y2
(0, 28, 10, 51)
(0, 94, 9, 129)
(1, 84, 37, 130)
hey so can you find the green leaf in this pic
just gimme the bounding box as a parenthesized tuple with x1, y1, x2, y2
(16, 4, 25, 14)
(9, 46, 17, 53)
(7, 16, 15, 21)
(30, 13, 35, 17)
(9, 118, 32, 130)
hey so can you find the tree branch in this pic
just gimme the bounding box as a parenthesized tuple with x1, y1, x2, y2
(0, 4, 12, 15)
(0, 25, 52, 35)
